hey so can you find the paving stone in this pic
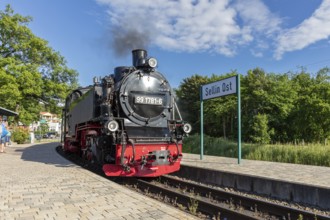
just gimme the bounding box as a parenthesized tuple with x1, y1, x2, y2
(0, 142, 198, 220)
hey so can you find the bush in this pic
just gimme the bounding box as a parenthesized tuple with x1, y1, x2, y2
(12, 127, 29, 144)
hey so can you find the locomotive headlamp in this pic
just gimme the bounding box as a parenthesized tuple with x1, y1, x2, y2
(147, 57, 157, 68)
(182, 123, 192, 134)
(107, 120, 119, 132)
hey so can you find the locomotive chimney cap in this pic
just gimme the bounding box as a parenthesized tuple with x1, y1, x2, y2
(132, 49, 157, 68)
(132, 49, 147, 54)
(132, 49, 147, 67)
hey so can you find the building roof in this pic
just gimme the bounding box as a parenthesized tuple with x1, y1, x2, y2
(0, 107, 18, 116)
(40, 112, 52, 115)
(40, 112, 57, 117)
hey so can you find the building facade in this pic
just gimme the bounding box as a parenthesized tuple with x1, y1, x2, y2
(40, 112, 61, 132)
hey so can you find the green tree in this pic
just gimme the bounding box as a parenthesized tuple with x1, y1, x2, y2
(39, 123, 49, 136)
(249, 113, 271, 144)
(242, 68, 271, 142)
(0, 5, 78, 125)
(177, 67, 330, 144)
(176, 74, 208, 133)
(289, 68, 330, 142)
(242, 68, 296, 142)
(176, 72, 238, 138)
(262, 73, 296, 142)
(313, 68, 330, 141)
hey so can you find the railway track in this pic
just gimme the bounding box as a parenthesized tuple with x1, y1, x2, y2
(56, 146, 330, 220)
(125, 175, 330, 220)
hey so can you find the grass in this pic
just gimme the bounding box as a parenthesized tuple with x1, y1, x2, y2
(183, 134, 330, 167)
(245, 143, 330, 166)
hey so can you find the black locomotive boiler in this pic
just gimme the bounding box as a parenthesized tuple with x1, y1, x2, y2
(61, 49, 192, 177)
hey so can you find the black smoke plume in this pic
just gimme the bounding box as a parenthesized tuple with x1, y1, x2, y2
(110, 27, 151, 57)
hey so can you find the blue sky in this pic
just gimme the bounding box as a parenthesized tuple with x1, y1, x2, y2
(1, 0, 330, 88)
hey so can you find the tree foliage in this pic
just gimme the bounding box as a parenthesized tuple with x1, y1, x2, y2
(175, 74, 208, 131)
(249, 114, 271, 144)
(177, 67, 330, 143)
(0, 5, 78, 124)
(288, 68, 330, 142)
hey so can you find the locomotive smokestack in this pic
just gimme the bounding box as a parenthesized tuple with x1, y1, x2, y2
(132, 49, 147, 67)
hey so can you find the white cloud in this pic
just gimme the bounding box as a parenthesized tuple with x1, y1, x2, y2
(250, 49, 263, 58)
(233, 0, 281, 35)
(96, 0, 282, 57)
(274, 0, 330, 60)
(96, 0, 330, 59)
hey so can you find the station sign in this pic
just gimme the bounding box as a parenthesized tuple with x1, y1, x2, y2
(201, 76, 237, 100)
(200, 75, 241, 164)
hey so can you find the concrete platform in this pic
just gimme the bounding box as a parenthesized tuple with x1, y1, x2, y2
(180, 153, 330, 210)
(0, 142, 198, 220)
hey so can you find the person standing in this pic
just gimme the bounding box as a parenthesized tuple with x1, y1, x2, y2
(0, 116, 2, 152)
(6, 129, 11, 146)
(0, 117, 8, 153)
(3, 117, 11, 146)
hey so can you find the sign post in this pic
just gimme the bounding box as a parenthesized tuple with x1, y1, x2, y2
(200, 75, 241, 164)
(237, 75, 241, 164)
(200, 86, 204, 160)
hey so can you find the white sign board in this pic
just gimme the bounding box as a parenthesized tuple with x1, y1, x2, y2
(201, 76, 237, 100)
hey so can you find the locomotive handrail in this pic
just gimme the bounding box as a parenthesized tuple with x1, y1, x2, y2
(173, 102, 182, 120)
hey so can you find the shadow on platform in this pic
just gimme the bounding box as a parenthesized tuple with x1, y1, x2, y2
(14, 142, 76, 168)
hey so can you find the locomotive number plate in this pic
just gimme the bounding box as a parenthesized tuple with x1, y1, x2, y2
(135, 96, 163, 105)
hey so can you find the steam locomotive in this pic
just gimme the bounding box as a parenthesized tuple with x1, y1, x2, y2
(61, 49, 191, 177)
